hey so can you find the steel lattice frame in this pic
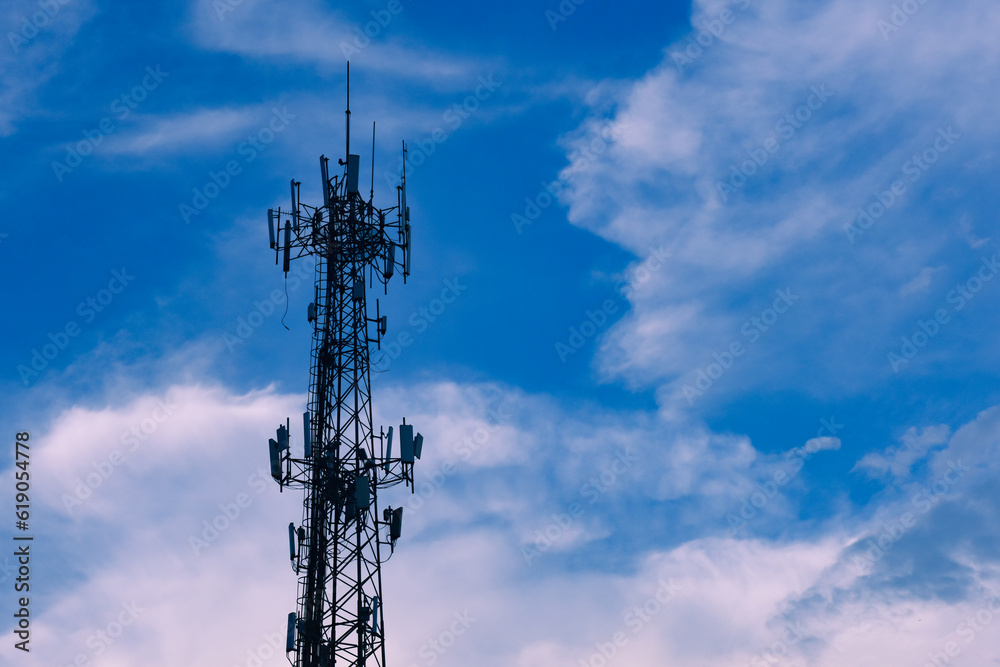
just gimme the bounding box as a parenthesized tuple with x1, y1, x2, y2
(269, 137, 413, 667)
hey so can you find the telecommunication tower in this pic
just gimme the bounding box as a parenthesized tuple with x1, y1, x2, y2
(263, 65, 424, 667)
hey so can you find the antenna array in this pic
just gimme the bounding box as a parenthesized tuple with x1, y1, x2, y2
(264, 64, 423, 667)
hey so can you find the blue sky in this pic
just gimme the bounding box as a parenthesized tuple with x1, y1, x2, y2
(2, 0, 1000, 665)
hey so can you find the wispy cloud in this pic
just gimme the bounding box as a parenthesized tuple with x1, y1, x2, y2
(102, 107, 264, 155)
(187, 0, 484, 87)
(0, 0, 98, 135)
(554, 0, 1000, 409)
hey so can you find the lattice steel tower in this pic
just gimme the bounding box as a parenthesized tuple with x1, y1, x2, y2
(264, 66, 423, 667)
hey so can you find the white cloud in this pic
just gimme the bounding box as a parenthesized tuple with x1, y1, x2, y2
(803, 436, 841, 453)
(899, 266, 940, 296)
(0, 0, 98, 135)
(101, 107, 264, 156)
(3, 379, 1000, 665)
(556, 0, 1000, 409)
(854, 424, 949, 479)
(0, 383, 304, 665)
(187, 0, 483, 87)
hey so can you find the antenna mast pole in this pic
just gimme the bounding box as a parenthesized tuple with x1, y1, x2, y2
(346, 62, 351, 162)
(264, 65, 420, 667)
